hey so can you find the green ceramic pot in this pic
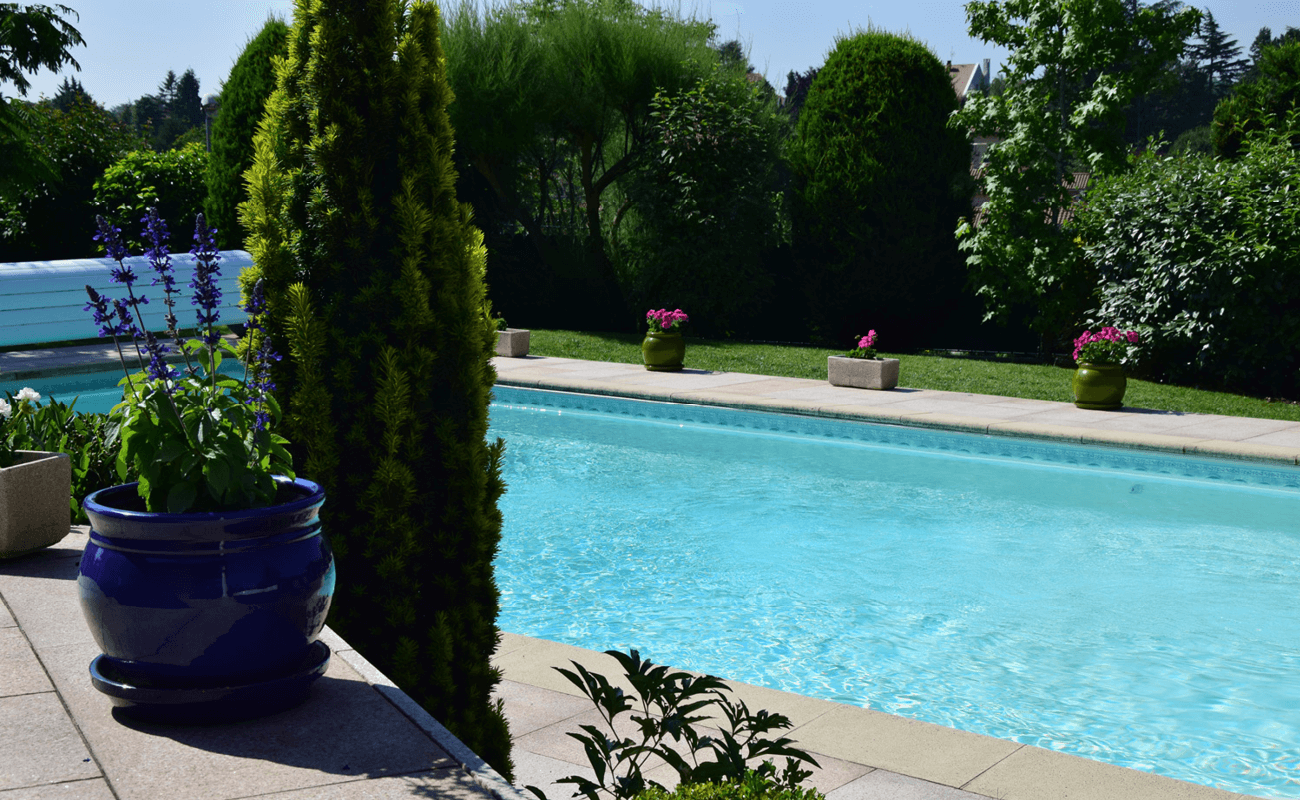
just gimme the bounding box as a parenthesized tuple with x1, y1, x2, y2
(642, 329, 685, 371)
(1072, 362, 1126, 410)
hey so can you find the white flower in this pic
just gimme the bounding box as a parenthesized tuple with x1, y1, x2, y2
(15, 387, 40, 404)
(0, 399, 10, 419)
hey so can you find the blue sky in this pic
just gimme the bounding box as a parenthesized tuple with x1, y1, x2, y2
(10, 0, 1294, 111)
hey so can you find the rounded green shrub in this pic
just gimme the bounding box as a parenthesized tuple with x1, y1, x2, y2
(787, 28, 972, 347)
(616, 68, 789, 336)
(1213, 41, 1300, 159)
(93, 143, 208, 253)
(204, 16, 290, 251)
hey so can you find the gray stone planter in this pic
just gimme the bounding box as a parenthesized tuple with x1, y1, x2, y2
(0, 450, 71, 558)
(496, 328, 530, 358)
(827, 356, 900, 390)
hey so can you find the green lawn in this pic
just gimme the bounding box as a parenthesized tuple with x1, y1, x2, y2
(527, 329, 1300, 422)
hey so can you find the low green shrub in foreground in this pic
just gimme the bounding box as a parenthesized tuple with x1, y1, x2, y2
(524, 649, 821, 800)
(635, 778, 825, 800)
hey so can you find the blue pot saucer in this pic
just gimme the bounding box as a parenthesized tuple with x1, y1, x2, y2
(89, 640, 331, 724)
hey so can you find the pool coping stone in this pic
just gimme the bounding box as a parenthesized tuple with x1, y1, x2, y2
(493, 633, 1252, 800)
(491, 355, 1300, 466)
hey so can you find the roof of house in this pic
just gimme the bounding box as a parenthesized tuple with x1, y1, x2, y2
(949, 63, 978, 100)
(970, 168, 1091, 227)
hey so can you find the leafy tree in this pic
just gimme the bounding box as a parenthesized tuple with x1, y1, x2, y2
(204, 16, 290, 250)
(788, 27, 972, 347)
(1212, 41, 1300, 158)
(0, 3, 83, 98)
(1075, 122, 1300, 398)
(0, 95, 138, 261)
(93, 143, 208, 254)
(239, 0, 512, 778)
(0, 2, 85, 197)
(1249, 25, 1300, 73)
(614, 66, 788, 335)
(442, 0, 717, 329)
(949, 0, 1198, 346)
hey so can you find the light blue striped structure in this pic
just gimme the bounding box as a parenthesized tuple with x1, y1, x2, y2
(0, 251, 251, 348)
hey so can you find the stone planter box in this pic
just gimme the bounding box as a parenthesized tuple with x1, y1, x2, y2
(827, 356, 900, 390)
(496, 328, 530, 358)
(1, 450, 71, 558)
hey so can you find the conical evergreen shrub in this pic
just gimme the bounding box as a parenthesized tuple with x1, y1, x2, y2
(205, 16, 289, 250)
(238, 0, 511, 777)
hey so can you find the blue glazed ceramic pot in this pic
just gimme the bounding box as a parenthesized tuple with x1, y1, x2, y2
(77, 476, 334, 720)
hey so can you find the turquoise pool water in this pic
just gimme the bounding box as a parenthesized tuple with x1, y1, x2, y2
(1, 361, 242, 415)
(490, 386, 1300, 798)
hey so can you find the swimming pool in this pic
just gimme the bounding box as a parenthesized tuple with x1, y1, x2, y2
(1, 361, 243, 416)
(489, 386, 1300, 798)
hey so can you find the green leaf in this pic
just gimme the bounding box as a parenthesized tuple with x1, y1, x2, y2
(205, 458, 231, 496)
(166, 481, 197, 513)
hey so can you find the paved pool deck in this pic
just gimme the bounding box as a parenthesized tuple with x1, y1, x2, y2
(1, 344, 1282, 799)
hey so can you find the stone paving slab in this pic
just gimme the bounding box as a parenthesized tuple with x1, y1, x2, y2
(0, 691, 101, 792)
(0, 625, 54, 696)
(0, 526, 522, 800)
(0, 779, 118, 799)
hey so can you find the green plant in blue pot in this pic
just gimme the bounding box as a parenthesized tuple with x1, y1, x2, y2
(76, 208, 334, 722)
(1071, 326, 1141, 410)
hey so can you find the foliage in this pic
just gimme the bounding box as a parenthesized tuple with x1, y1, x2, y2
(1169, 124, 1212, 155)
(0, 2, 85, 196)
(1248, 26, 1300, 76)
(0, 3, 83, 99)
(85, 212, 291, 513)
(614, 69, 788, 335)
(0, 95, 139, 261)
(93, 143, 208, 255)
(0, 389, 123, 523)
(240, 0, 512, 777)
(781, 67, 818, 126)
(205, 16, 289, 251)
(1184, 10, 1249, 96)
(49, 75, 87, 110)
(1071, 327, 1139, 365)
(1212, 42, 1300, 159)
(845, 331, 878, 359)
(524, 650, 820, 800)
(788, 27, 971, 348)
(950, 0, 1198, 346)
(442, 0, 718, 330)
(112, 68, 206, 152)
(634, 780, 824, 800)
(1073, 123, 1300, 398)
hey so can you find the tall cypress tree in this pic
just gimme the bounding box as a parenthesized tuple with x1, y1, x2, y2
(239, 0, 512, 777)
(205, 16, 289, 250)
